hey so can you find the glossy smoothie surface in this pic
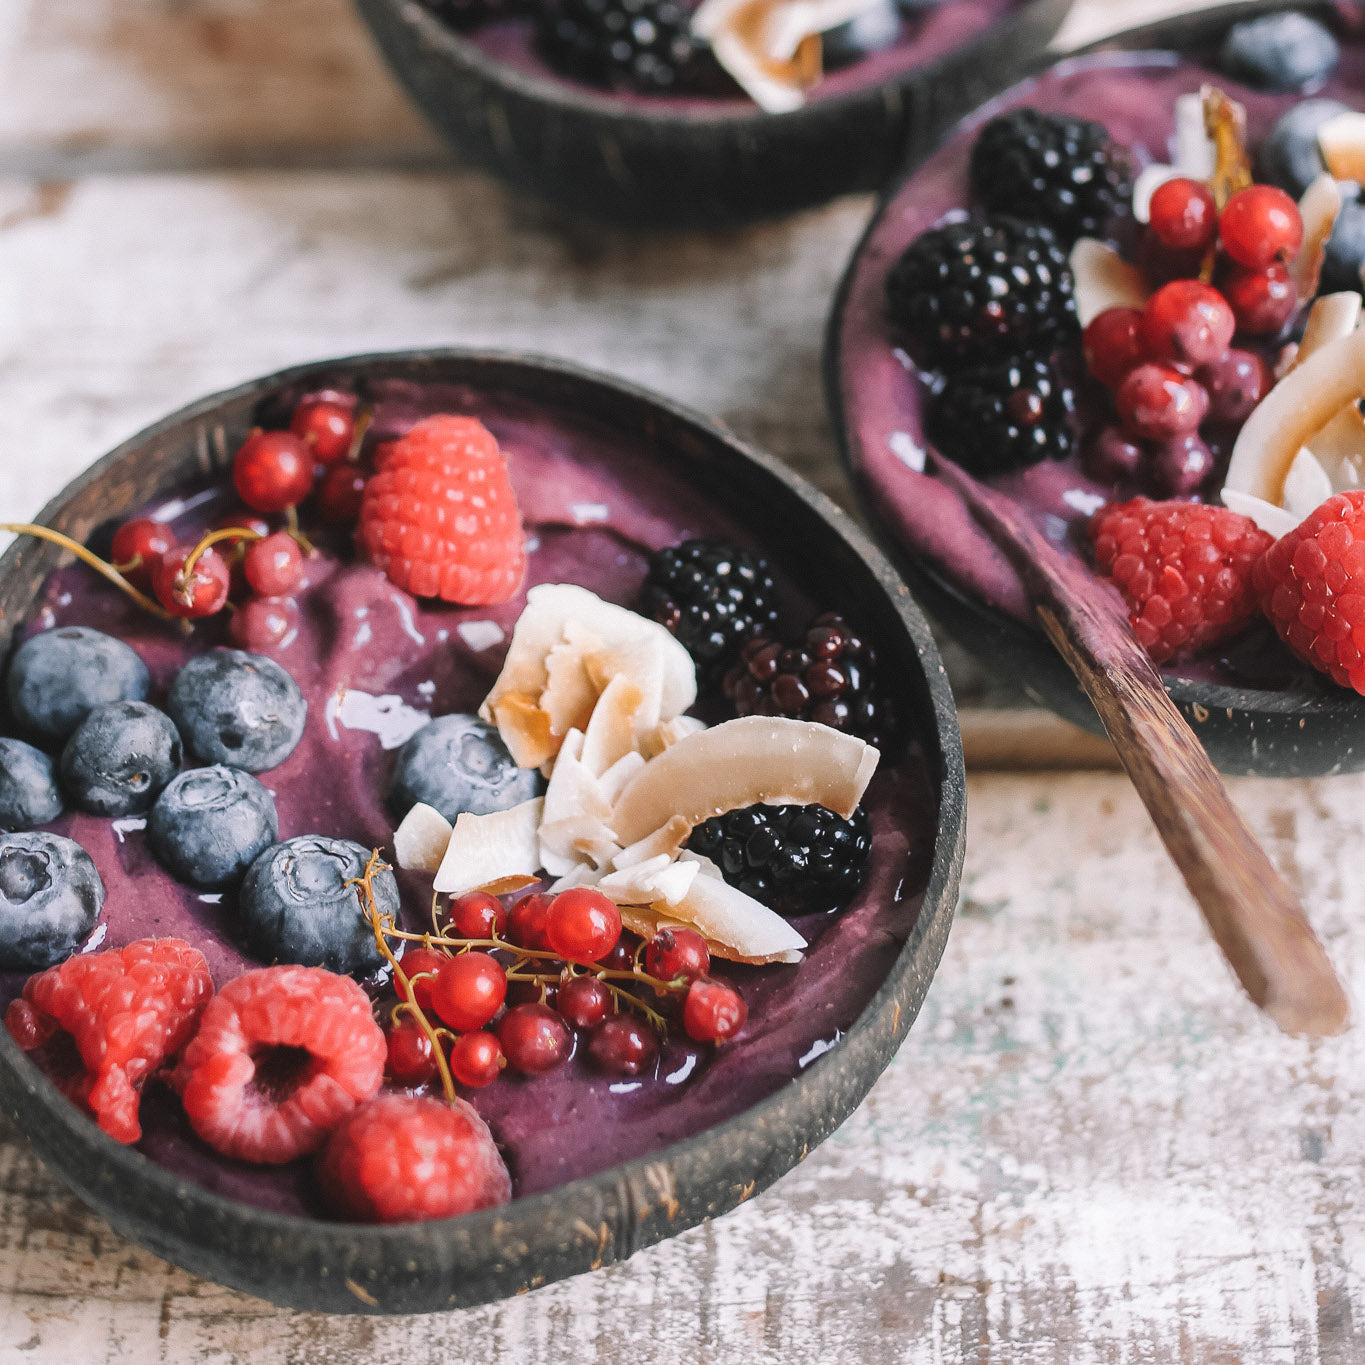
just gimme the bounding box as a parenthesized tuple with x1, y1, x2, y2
(4, 378, 935, 1218)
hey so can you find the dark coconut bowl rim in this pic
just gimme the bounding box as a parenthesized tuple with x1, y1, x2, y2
(0, 348, 967, 1314)
(824, 1, 1365, 755)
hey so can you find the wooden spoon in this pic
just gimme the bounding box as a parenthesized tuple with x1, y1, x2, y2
(930, 452, 1350, 1038)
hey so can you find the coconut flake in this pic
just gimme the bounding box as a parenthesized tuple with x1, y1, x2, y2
(597, 750, 647, 804)
(1308, 402, 1365, 491)
(597, 854, 700, 907)
(1220, 488, 1300, 538)
(613, 816, 693, 869)
(434, 797, 543, 896)
(1070, 238, 1149, 325)
(1283, 448, 1335, 520)
(1294, 292, 1362, 369)
(579, 672, 647, 776)
(393, 802, 452, 873)
(1291, 174, 1344, 301)
(1318, 111, 1365, 182)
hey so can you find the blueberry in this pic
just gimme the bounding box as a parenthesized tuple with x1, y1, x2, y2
(387, 713, 541, 822)
(1321, 198, 1365, 295)
(0, 832, 103, 969)
(824, 0, 900, 67)
(59, 700, 182, 817)
(166, 649, 307, 772)
(6, 627, 150, 747)
(238, 835, 395, 976)
(1219, 13, 1339, 93)
(1258, 98, 1351, 197)
(0, 739, 63, 832)
(148, 765, 278, 890)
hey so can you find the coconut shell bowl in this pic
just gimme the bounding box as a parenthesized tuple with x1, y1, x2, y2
(0, 351, 965, 1312)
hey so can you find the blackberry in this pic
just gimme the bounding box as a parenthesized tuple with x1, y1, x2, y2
(927, 356, 1075, 477)
(969, 109, 1132, 246)
(722, 612, 887, 747)
(537, 0, 701, 93)
(885, 215, 1075, 370)
(686, 803, 871, 918)
(640, 539, 779, 678)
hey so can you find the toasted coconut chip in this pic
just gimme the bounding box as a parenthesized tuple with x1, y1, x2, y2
(618, 904, 800, 966)
(547, 865, 599, 894)
(613, 816, 692, 869)
(1177, 91, 1218, 178)
(597, 854, 699, 907)
(1283, 447, 1335, 520)
(573, 828, 623, 870)
(1318, 111, 1365, 183)
(1220, 488, 1299, 538)
(580, 673, 647, 777)
(540, 637, 600, 740)
(643, 714, 708, 759)
(1291, 175, 1343, 301)
(491, 693, 556, 771)
(1071, 238, 1149, 326)
(1308, 401, 1365, 491)
(393, 802, 453, 873)
(693, 0, 818, 113)
(597, 750, 646, 805)
(612, 715, 879, 847)
(433, 797, 543, 896)
(583, 634, 671, 743)
(541, 731, 611, 827)
(1295, 292, 1361, 369)
(1225, 328, 1365, 506)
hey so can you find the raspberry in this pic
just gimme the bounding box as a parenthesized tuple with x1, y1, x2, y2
(1252, 490, 1365, 693)
(358, 415, 526, 606)
(1089, 498, 1274, 664)
(177, 965, 385, 1164)
(6, 938, 213, 1144)
(317, 1094, 511, 1223)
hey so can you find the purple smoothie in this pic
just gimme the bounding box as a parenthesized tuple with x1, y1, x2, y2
(835, 35, 1365, 690)
(4, 377, 935, 1219)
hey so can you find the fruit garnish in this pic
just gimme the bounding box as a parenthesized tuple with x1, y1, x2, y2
(537, 0, 701, 93)
(289, 392, 355, 465)
(0, 832, 104, 970)
(233, 431, 315, 515)
(149, 766, 278, 890)
(1132, 92, 1216, 222)
(682, 977, 748, 1043)
(109, 517, 175, 590)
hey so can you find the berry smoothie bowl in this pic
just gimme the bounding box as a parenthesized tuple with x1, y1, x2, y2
(0, 351, 964, 1312)
(828, 2, 1365, 777)
(352, 0, 1071, 226)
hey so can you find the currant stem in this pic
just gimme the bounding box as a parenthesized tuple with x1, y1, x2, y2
(0, 523, 176, 620)
(179, 526, 263, 580)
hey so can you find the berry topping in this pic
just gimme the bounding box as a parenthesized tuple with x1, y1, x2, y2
(1088, 498, 1274, 664)
(238, 836, 398, 977)
(396, 947, 447, 1012)
(153, 543, 232, 619)
(430, 951, 507, 1031)
(1218, 260, 1298, 336)
(110, 518, 175, 589)
(359, 415, 526, 606)
(682, 977, 747, 1043)
(58, 700, 182, 818)
(0, 832, 104, 969)
(885, 215, 1075, 369)
(148, 765, 279, 890)
(537, 0, 700, 93)
(1259, 99, 1350, 197)
(1148, 433, 1216, 500)
(0, 739, 63, 832)
(498, 1001, 572, 1074)
(685, 802, 872, 918)
(1253, 490, 1365, 693)
(449, 1030, 505, 1088)
(317, 1094, 511, 1223)
(927, 355, 1075, 475)
(228, 595, 299, 652)
(506, 892, 554, 950)
(969, 109, 1132, 245)
(1115, 364, 1209, 443)
(1197, 348, 1270, 425)
(289, 393, 355, 465)
(6, 938, 212, 1144)
(643, 927, 710, 984)
(557, 974, 614, 1029)
(1219, 12, 1339, 94)
(1320, 200, 1365, 296)
(387, 713, 541, 823)
(1082, 427, 1145, 484)
(166, 648, 307, 773)
(1147, 177, 1219, 253)
(587, 1016, 658, 1076)
(1219, 185, 1304, 271)
(639, 539, 780, 678)
(232, 431, 315, 514)
(385, 1016, 438, 1087)
(6, 626, 149, 746)
(317, 462, 367, 522)
(243, 532, 304, 597)
(1140, 280, 1236, 370)
(447, 891, 508, 940)
(1083, 307, 1148, 389)
(178, 965, 386, 1164)
(544, 887, 622, 964)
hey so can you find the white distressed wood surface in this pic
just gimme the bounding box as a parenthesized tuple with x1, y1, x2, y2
(3, 1, 1363, 1360)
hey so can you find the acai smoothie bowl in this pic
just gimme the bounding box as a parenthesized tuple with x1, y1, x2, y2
(828, 3, 1365, 776)
(0, 351, 964, 1313)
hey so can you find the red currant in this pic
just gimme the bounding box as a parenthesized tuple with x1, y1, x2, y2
(1148, 432, 1215, 498)
(600, 938, 637, 973)
(507, 893, 554, 950)
(557, 975, 614, 1030)
(447, 891, 507, 940)
(499, 1003, 572, 1074)
(228, 595, 299, 651)
(431, 952, 507, 1032)
(110, 518, 175, 589)
(317, 463, 367, 522)
(1082, 427, 1145, 484)
(396, 947, 447, 1013)
(290, 393, 355, 465)
(545, 888, 622, 964)
(682, 978, 748, 1043)
(243, 532, 304, 596)
(233, 431, 314, 513)
(1197, 348, 1269, 425)
(1219, 185, 1303, 270)
(385, 1017, 437, 1086)
(1141, 280, 1236, 369)
(1138, 230, 1207, 288)
(1148, 177, 1218, 253)
(1083, 307, 1148, 389)
(644, 928, 710, 985)
(1219, 261, 1297, 336)
(214, 510, 272, 539)
(153, 544, 231, 618)
(1115, 364, 1210, 442)
(450, 1030, 504, 1088)
(505, 978, 558, 1009)
(587, 1017, 658, 1077)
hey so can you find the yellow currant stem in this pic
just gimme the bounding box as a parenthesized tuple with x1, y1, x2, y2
(1203, 84, 1253, 209)
(600, 980, 669, 1034)
(0, 522, 176, 620)
(179, 525, 263, 580)
(346, 405, 374, 464)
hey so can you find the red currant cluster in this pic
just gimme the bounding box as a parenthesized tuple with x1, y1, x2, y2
(1082, 180, 1302, 497)
(358, 869, 748, 1096)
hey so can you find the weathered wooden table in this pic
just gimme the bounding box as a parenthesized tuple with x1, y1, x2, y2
(3, 1, 1364, 1359)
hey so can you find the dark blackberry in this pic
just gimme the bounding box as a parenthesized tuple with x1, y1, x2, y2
(537, 0, 701, 93)
(927, 356, 1075, 477)
(969, 109, 1132, 246)
(640, 539, 779, 678)
(885, 215, 1075, 370)
(722, 613, 887, 747)
(686, 803, 871, 918)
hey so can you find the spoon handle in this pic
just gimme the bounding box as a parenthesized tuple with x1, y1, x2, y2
(931, 455, 1349, 1037)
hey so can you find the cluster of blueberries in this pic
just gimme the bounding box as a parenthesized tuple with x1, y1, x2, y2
(0, 625, 540, 984)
